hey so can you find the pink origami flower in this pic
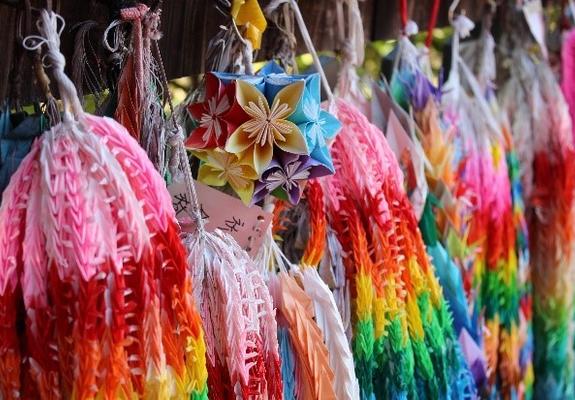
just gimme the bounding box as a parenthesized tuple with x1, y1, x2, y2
(186, 73, 235, 149)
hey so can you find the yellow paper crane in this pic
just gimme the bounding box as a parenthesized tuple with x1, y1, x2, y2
(231, 0, 268, 49)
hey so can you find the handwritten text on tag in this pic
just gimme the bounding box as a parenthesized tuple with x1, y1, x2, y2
(168, 179, 272, 257)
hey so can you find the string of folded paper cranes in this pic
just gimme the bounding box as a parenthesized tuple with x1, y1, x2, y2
(0, 0, 574, 399)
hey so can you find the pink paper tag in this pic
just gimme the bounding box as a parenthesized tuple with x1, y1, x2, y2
(168, 179, 272, 257)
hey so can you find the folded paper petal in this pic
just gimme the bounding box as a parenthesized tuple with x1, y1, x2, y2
(226, 80, 306, 174)
(196, 149, 257, 205)
(290, 74, 322, 124)
(186, 73, 234, 150)
(274, 80, 305, 115)
(319, 110, 341, 140)
(257, 60, 285, 75)
(236, 79, 271, 114)
(264, 75, 303, 105)
(198, 164, 227, 187)
(252, 151, 331, 204)
(231, 0, 267, 49)
(226, 129, 255, 154)
(253, 142, 274, 175)
(290, 77, 341, 163)
(310, 144, 335, 173)
(213, 72, 265, 91)
(274, 120, 308, 155)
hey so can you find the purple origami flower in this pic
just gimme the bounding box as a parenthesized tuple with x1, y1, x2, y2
(252, 151, 331, 205)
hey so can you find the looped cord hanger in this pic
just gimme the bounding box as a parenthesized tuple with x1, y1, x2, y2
(22, 12, 65, 68)
(103, 19, 128, 53)
(23, 10, 83, 122)
(231, 17, 255, 75)
(449, 0, 462, 26)
(398, 0, 419, 36)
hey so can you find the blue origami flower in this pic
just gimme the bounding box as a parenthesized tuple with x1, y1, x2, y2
(257, 61, 341, 172)
(288, 74, 341, 173)
(212, 71, 265, 92)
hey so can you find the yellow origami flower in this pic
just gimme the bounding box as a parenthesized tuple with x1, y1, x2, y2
(197, 149, 258, 205)
(231, 0, 267, 49)
(225, 80, 308, 174)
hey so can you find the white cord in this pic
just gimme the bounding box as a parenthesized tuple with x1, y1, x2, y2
(23, 10, 83, 122)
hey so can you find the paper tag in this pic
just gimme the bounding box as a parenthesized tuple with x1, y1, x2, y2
(523, 0, 548, 59)
(168, 179, 273, 257)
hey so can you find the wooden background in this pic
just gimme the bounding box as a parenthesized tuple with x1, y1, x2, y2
(0, 0, 488, 103)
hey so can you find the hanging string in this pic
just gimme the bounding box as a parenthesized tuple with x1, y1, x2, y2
(399, 0, 409, 31)
(23, 10, 83, 122)
(263, 1, 297, 72)
(102, 19, 127, 53)
(425, 0, 441, 48)
(337, 0, 364, 67)
(266, 0, 334, 105)
(290, 0, 334, 104)
(267, 0, 334, 105)
(449, 0, 461, 26)
(230, 16, 255, 74)
(152, 30, 206, 233)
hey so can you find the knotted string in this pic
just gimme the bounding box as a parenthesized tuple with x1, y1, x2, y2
(263, 0, 297, 72)
(120, 3, 149, 106)
(445, 12, 475, 101)
(339, 0, 364, 68)
(289, 0, 334, 106)
(144, 12, 205, 233)
(23, 10, 83, 122)
(266, 0, 335, 106)
(167, 127, 206, 233)
(334, 0, 367, 104)
(397, 0, 419, 36)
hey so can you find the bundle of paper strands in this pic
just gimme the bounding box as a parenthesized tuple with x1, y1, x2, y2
(500, 47, 575, 400)
(320, 98, 476, 400)
(0, 11, 208, 399)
